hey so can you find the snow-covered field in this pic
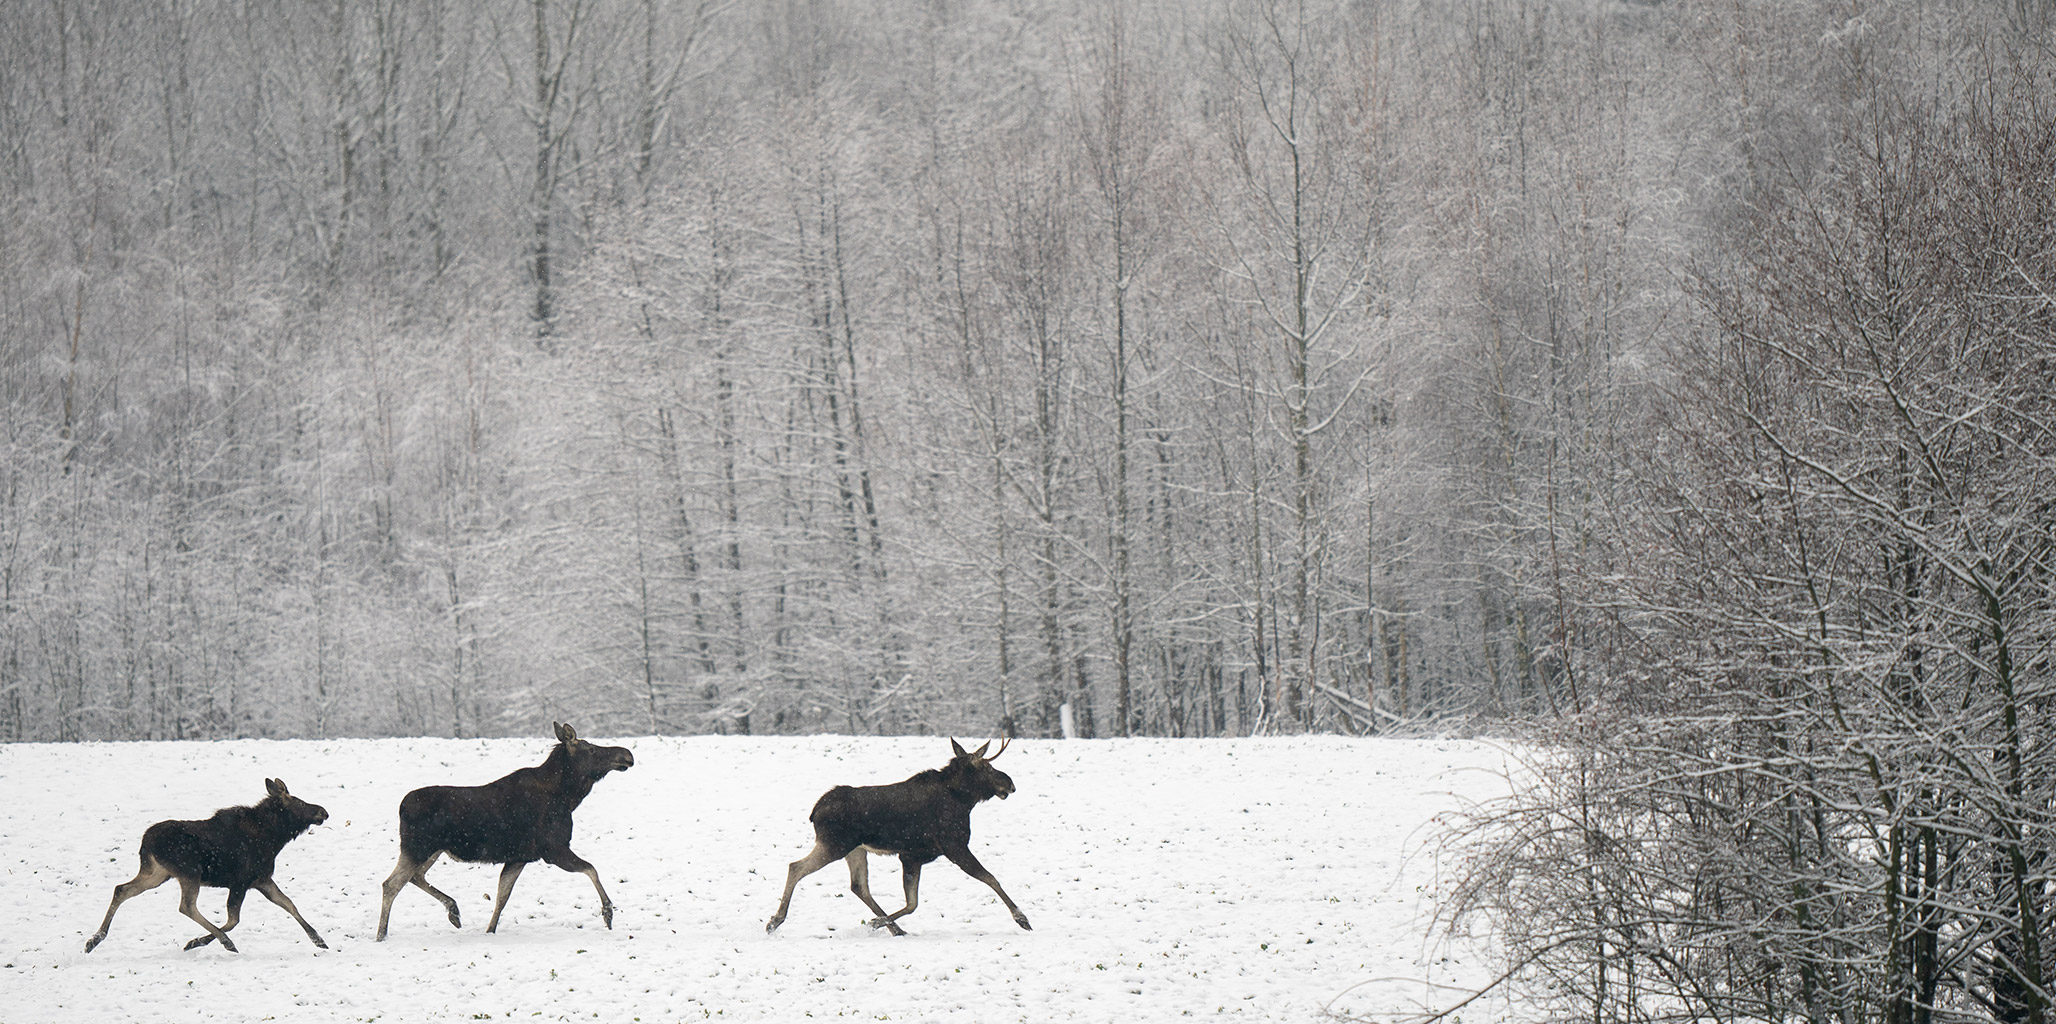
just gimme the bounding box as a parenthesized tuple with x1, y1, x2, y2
(2, 735, 1515, 1023)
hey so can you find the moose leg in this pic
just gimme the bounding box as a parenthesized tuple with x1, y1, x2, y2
(85, 857, 173, 952)
(252, 879, 328, 949)
(378, 850, 459, 941)
(545, 848, 615, 930)
(484, 861, 526, 933)
(175, 877, 238, 952)
(884, 856, 923, 927)
(184, 887, 246, 950)
(375, 854, 408, 941)
(845, 849, 905, 936)
(943, 846, 1032, 931)
(409, 853, 462, 927)
(766, 840, 850, 934)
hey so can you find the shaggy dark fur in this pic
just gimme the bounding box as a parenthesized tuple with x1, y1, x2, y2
(375, 722, 634, 940)
(84, 778, 330, 953)
(766, 738, 1031, 936)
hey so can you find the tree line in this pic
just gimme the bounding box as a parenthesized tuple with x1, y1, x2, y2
(0, 0, 1616, 741)
(0, 0, 2038, 757)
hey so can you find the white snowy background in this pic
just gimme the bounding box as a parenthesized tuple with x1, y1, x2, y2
(3, 736, 1513, 1023)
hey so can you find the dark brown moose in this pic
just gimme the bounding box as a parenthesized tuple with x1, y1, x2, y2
(84, 778, 330, 954)
(766, 738, 1032, 936)
(376, 722, 634, 940)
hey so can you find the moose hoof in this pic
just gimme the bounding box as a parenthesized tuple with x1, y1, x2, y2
(313, 938, 329, 949)
(602, 904, 615, 930)
(183, 936, 211, 951)
(766, 915, 785, 935)
(446, 909, 462, 929)
(867, 918, 908, 937)
(84, 935, 104, 954)
(1014, 913, 1032, 931)
(219, 937, 239, 953)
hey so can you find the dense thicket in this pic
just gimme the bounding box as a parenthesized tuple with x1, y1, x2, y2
(1445, 8, 2056, 1022)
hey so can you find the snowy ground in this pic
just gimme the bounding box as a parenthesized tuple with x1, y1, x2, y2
(2, 735, 1517, 1023)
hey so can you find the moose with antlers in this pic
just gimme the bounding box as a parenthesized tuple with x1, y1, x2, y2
(766, 738, 1032, 936)
(376, 722, 634, 940)
(84, 778, 331, 954)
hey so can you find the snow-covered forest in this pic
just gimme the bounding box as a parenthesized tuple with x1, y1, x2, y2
(6, 0, 2041, 746)
(4, 0, 1716, 743)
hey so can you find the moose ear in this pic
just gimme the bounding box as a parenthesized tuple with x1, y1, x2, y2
(950, 738, 969, 757)
(970, 741, 992, 759)
(266, 778, 287, 798)
(555, 722, 578, 744)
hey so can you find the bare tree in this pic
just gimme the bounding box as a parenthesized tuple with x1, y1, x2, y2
(1205, 0, 1383, 730)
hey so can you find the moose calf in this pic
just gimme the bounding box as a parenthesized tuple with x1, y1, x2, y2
(84, 778, 330, 954)
(767, 738, 1032, 936)
(376, 722, 634, 940)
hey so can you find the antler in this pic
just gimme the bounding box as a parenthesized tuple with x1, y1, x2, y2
(988, 736, 1011, 761)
